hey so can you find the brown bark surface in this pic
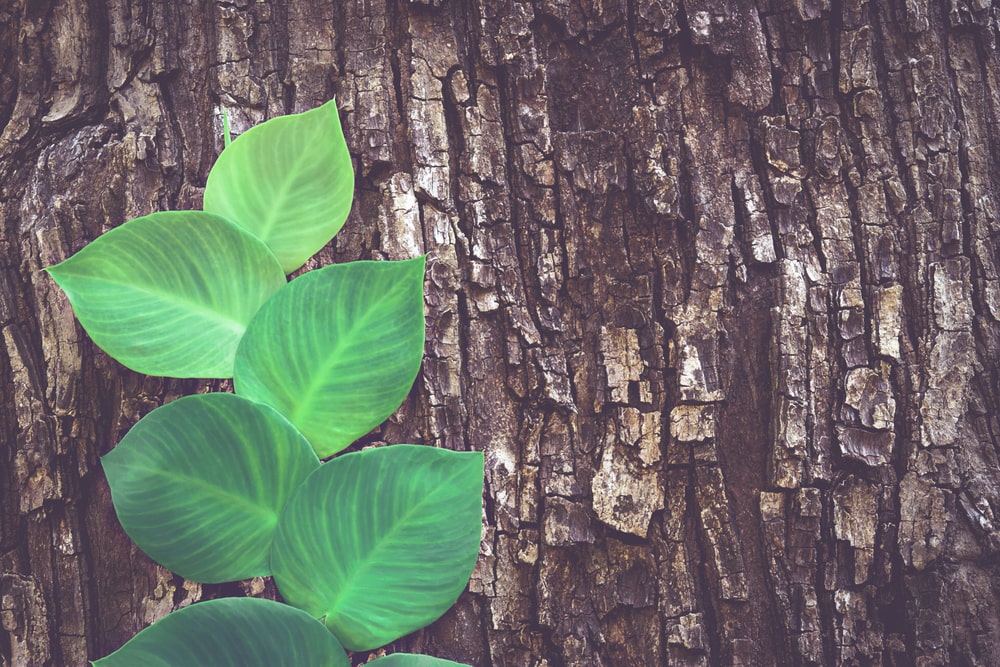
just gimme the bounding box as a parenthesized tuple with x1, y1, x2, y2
(3, 1, 1000, 665)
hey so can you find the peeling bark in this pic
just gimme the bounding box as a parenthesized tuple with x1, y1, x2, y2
(3, 1, 1000, 665)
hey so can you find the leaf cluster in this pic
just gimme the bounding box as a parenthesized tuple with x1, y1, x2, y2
(46, 100, 483, 666)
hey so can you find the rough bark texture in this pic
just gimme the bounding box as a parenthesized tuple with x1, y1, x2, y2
(3, 1, 1000, 665)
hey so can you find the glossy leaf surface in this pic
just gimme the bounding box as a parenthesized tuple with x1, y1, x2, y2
(92, 597, 349, 667)
(45, 211, 285, 378)
(271, 445, 484, 651)
(367, 655, 471, 667)
(203, 99, 354, 273)
(103, 393, 320, 583)
(234, 258, 425, 458)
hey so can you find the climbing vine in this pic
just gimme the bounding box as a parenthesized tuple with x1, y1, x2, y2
(46, 99, 482, 666)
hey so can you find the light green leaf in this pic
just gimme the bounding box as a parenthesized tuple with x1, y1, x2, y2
(234, 258, 426, 458)
(271, 445, 484, 651)
(102, 393, 320, 583)
(367, 655, 472, 667)
(203, 98, 355, 273)
(45, 210, 286, 378)
(91, 597, 350, 667)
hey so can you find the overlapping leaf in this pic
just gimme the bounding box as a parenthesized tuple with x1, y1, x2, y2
(45, 211, 286, 378)
(203, 99, 354, 273)
(92, 597, 349, 666)
(234, 258, 426, 458)
(368, 655, 471, 667)
(271, 445, 484, 651)
(103, 393, 320, 583)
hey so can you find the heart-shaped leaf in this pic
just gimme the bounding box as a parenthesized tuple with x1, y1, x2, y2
(234, 258, 425, 458)
(203, 98, 355, 273)
(45, 211, 286, 378)
(91, 597, 350, 666)
(103, 393, 320, 583)
(367, 655, 472, 666)
(271, 445, 484, 651)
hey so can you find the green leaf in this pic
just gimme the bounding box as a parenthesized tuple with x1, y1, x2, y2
(45, 211, 286, 378)
(271, 445, 484, 651)
(367, 655, 472, 667)
(102, 393, 320, 583)
(234, 258, 426, 458)
(91, 597, 350, 666)
(221, 107, 232, 147)
(203, 98, 355, 273)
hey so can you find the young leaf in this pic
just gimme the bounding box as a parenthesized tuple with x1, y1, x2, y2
(102, 393, 320, 583)
(233, 258, 426, 458)
(45, 211, 285, 378)
(221, 107, 232, 147)
(367, 655, 471, 667)
(91, 597, 350, 666)
(271, 445, 484, 651)
(203, 98, 355, 273)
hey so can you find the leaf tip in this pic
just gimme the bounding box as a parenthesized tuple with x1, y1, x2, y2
(404, 254, 428, 274)
(42, 261, 63, 279)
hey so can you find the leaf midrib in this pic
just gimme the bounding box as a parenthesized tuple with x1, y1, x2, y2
(319, 463, 471, 620)
(122, 461, 278, 523)
(73, 274, 247, 334)
(255, 154, 309, 244)
(287, 283, 407, 424)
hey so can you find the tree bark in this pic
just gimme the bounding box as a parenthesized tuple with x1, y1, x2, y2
(3, 0, 1000, 665)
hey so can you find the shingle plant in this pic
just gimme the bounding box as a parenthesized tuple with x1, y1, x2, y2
(46, 99, 483, 667)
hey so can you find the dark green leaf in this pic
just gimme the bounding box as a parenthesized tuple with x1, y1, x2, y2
(367, 655, 472, 667)
(271, 445, 484, 651)
(103, 393, 320, 583)
(91, 597, 350, 666)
